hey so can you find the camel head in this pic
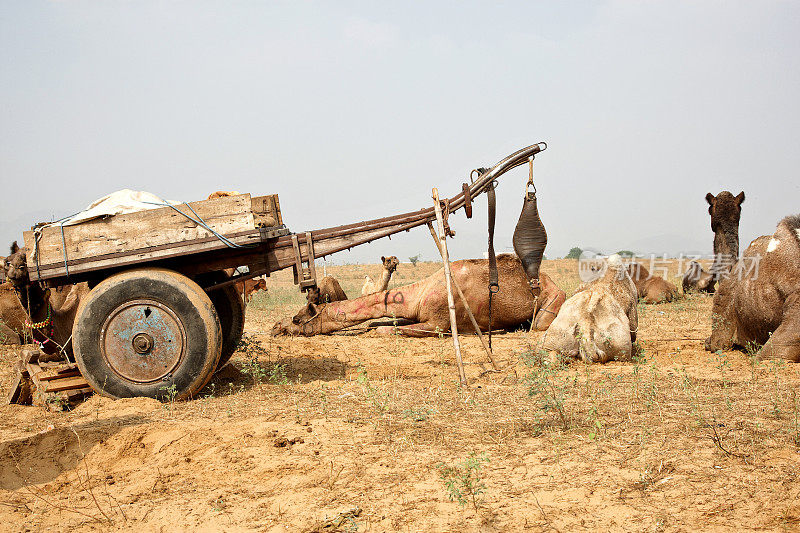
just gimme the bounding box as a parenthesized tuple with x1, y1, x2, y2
(306, 287, 321, 305)
(271, 317, 299, 336)
(3, 241, 29, 290)
(706, 191, 745, 260)
(706, 191, 745, 232)
(381, 256, 400, 274)
(293, 302, 321, 324)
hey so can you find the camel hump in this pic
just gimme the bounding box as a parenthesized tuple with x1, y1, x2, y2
(779, 214, 800, 248)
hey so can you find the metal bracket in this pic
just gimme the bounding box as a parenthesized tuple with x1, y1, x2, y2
(291, 232, 318, 291)
(462, 183, 472, 219)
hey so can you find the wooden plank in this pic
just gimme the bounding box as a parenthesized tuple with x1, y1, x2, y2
(38, 368, 81, 381)
(22, 348, 40, 364)
(7, 371, 23, 404)
(24, 194, 256, 271)
(28, 230, 266, 282)
(251, 195, 282, 227)
(43, 375, 91, 393)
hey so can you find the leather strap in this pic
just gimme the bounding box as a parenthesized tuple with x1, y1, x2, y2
(487, 182, 499, 350)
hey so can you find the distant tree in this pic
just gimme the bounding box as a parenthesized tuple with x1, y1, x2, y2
(616, 250, 635, 258)
(408, 254, 420, 267)
(565, 247, 583, 260)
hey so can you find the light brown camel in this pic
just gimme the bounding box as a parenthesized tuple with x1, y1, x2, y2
(682, 261, 715, 294)
(3, 242, 89, 358)
(0, 282, 23, 344)
(307, 275, 348, 305)
(542, 255, 638, 363)
(361, 256, 400, 296)
(236, 277, 267, 303)
(626, 262, 679, 303)
(705, 215, 800, 362)
(207, 191, 241, 200)
(273, 254, 565, 337)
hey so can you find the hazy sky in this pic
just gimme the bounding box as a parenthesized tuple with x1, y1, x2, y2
(1, 1, 798, 264)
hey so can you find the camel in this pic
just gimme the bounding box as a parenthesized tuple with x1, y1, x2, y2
(682, 261, 715, 294)
(207, 191, 241, 200)
(2, 242, 89, 358)
(273, 254, 565, 337)
(541, 255, 638, 363)
(705, 214, 800, 362)
(307, 275, 347, 305)
(626, 262, 679, 303)
(361, 256, 400, 296)
(0, 282, 23, 344)
(707, 190, 745, 277)
(236, 277, 267, 303)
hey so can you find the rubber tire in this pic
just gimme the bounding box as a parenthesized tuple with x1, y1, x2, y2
(73, 268, 222, 401)
(207, 283, 245, 371)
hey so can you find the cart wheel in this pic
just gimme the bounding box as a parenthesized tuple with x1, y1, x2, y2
(73, 268, 222, 401)
(207, 283, 245, 372)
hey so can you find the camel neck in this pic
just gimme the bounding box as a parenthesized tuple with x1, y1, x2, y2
(15, 282, 48, 318)
(378, 268, 393, 290)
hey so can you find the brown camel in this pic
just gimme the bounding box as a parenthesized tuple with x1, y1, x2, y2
(707, 190, 745, 275)
(542, 255, 638, 363)
(683, 191, 744, 292)
(0, 282, 23, 344)
(307, 275, 348, 305)
(361, 256, 400, 296)
(3, 242, 88, 358)
(626, 262, 679, 303)
(705, 215, 800, 362)
(273, 254, 565, 337)
(682, 261, 715, 294)
(207, 191, 241, 199)
(236, 277, 267, 303)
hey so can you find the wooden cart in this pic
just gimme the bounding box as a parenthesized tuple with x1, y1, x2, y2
(20, 143, 546, 400)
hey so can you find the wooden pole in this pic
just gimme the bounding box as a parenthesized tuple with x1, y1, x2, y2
(427, 222, 499, 371)
(432, 189, 468, 387)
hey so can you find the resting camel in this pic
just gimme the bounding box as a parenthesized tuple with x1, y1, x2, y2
(626, 262, 679, 303)
(542, 254, 638, 363)
(0, 282, 23, 344)
(208, 191, 241, 200)
(361, 256, 400, 296)
(307, 275, 348, 305)
(705, 214, 800, 362)
(273, 254, 565, 337)
(682, 261, 715, 294)
(2, 242, 89, 358)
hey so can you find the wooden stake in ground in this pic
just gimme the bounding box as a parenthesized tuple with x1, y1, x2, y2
(432, 188, 468, 386)
(427, 222, 499, 371)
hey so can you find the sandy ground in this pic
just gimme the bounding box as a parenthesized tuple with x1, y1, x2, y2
(2, 259, 800, 532)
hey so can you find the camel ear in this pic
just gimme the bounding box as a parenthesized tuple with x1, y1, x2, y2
(735, 191, 745, 204)
(705, 193, 715, 206)
(381, 256, 386, 263)
(10, 241, 19, 255)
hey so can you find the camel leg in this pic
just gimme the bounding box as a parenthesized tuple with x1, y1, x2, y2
(759, 300, 800, 362)
(374, 322, 451, 338)
(532, 289, 566, 331)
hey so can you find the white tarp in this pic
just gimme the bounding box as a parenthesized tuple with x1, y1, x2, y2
(55, 189, 180, 227)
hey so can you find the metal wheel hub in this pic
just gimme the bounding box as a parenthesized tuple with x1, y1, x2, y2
(101, 299, 186, 383)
